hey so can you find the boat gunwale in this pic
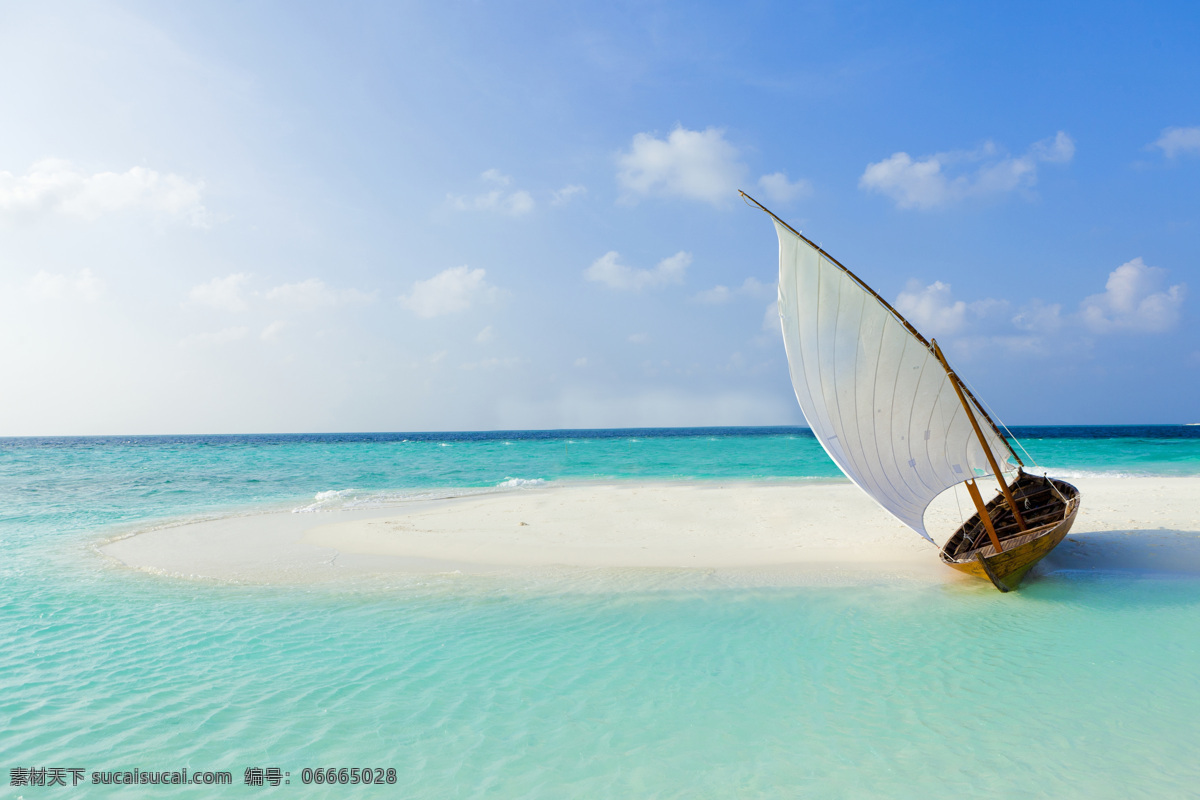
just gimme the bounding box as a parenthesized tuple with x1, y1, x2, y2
(940, 512, 1075, 564)
(938, 476, 1080, 589)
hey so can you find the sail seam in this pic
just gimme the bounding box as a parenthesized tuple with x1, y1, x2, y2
(905, 353, 940, 498)
(841, 270, 885, 504)
(883, 325, 912, 527)
(817, 247, 844, 474)
(933, 379, 964, 525)
(807, 239, 835, 454)
(868, 305, 905, 509)
(827, 255, 845, 473)
(918, 373, 949, 502)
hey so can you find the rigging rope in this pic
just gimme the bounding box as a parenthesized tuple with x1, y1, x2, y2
(952, 369, 1072, 505)
(955, 368, 1039, 471)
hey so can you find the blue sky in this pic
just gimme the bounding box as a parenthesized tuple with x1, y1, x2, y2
(0, 0, 1196, 434)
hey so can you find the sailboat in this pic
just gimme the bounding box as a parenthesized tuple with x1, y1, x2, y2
(743, 192, 1080, 592)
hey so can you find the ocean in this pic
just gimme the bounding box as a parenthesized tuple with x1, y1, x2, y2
(2, 426, 1199, 797)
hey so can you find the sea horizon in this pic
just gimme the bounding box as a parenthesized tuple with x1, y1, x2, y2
(5, 421, 1199, 440)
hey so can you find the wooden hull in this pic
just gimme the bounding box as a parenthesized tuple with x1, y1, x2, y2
(939, 475, 1080, 592)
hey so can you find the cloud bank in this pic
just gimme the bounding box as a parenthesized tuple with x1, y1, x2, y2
(448, 169, 534, 216)
(1151, 126, 1200, 159)
(893, 257, 1186, 359)
(551, 184, 586, 205)
(616, 126, 814, 209)
(895, 280, 1007, 336)
(617, 126, 745, 206)
(190, 273, 251, 312)
(1079, 258, 1186, 333)
(399, 266, 500, 317)
(0, 159, 209, 226)
(691, 277, 771, 305)
(266, 278, 375, 310)
(860, 132, 1075, 210)
(756, 172, 811, 204)
(585, 251, 691, 291)
(26, 268, 105, 303)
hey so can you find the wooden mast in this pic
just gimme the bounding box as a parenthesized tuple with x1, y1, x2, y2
(932, 340, 1027, 532)
(739, 189, 1024, 468)
(963, 479, 1005, 553)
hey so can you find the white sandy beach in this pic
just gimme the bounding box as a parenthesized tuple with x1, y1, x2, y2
(99, 477, 1200, 586)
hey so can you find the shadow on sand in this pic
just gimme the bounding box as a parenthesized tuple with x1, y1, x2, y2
(1042, 528, 1200, 576)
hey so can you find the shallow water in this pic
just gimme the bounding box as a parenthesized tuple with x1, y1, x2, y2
(2, 427, 1198, 796)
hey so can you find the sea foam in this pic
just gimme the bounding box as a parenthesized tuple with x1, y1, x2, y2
(291, 487, 486, 513)
(495, 477, 546, 488)
(291, 479, 547, 513)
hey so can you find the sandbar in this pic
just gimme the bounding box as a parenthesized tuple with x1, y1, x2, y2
(98, 477, 1200, 586)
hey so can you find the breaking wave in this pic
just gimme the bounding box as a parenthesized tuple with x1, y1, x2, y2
(292, 487, 481, 513)
(291, 478, 549, 512)
(1029, 466, 1147, 480)
(495, 477, 546, 488)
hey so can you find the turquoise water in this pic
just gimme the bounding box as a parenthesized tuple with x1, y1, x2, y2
(3, 427, 1199, 797)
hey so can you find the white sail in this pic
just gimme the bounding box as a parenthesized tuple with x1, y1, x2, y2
(774, 220, 1016, 541)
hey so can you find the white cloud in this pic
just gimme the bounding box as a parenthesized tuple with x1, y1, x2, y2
(455, 189, 532, 216)
(1011, 300, 1064, 334)
(692, 277, 771, 305)
(757, 172, 811, 204)
(884, 260, 1185, 364)
(551, 184, 586, 205)
(460, 357, 523, 370)
(501, 190, 535, 215)
(450, 190, 534, 216)
(480, 168, 510, 186)
(693, 285, 733, 305)
(179, 326, 249, 347)
(399, 266, 499, 318)
(25, 268, 104, 302)
(476, 325, 495, 343)
(762, 301, 780, 334)
(585, 250, 691, 291)
(859, 132, 1074, 210)
(573, 357, 588, 368)
(189, 273, 251, 312)
(862, 153, 945, 209)
(896, 280, 969, 335)
(265, 278, 374, 310)
(627, 333, 648, 344)
(260, 321, 286, 341)
(1030, 131, 1076, 163)
(1152, 126, 1200, 158)
(0, 159, 209, 226)
(895, 280, 1015, 337)
(1080, 257, 1186, 333)
(616, 126, 745, 206)
(449, 170, 535, 216)
(893, 281, 1057, 360)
